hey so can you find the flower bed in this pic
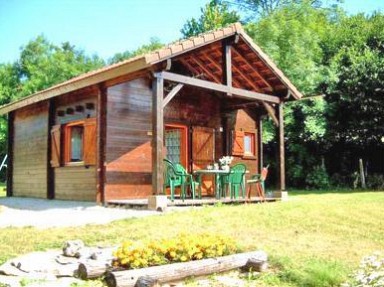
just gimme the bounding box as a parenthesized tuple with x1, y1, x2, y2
(113, 233, 239, 269)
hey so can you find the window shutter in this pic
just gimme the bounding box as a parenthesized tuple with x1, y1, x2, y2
(232, 130, 244, 156)
(83, 118, 97, 165)
(50, 125, 61, 167)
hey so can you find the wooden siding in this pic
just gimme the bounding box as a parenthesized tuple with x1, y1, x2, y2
(54, 166, 96, 201)
(164, 87, 223, 167)
(105, 78, 153, 200)
(54, 90, 98, 201)
(13, 102, 48, 198)
(231, 109, 260, 196)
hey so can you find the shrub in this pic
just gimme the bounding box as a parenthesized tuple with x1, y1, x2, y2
(366, 174, 384, 190)
(305, 165, 330, 189)
(113, 233, 238, 269)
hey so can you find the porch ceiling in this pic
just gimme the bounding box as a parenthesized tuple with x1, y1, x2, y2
(173, 37, 287, 99)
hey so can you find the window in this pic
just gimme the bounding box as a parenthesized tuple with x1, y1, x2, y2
(231, 130, 256, 158)
(66, 124, 84, 162)
(243, 132, 255, 156)
(50, 118, 96, 167)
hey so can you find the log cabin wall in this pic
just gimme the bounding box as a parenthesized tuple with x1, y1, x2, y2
(13, 102, 48, 198)
(230, 109, 259, 179)
(164, 88, 224, 165)
(105, 78, 152, 200)
(53, 90, 98, 201)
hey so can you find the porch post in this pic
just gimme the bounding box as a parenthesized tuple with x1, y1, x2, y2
(47, 99, 55, 199)
(275, 102, 288, 200)
(97, 84, 107, 205)
(257, 116, 263, 173)
(152, 75, 164, 195)
(6, 111, 14, 197)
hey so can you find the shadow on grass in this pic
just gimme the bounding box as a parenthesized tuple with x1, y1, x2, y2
(288, 189, 380, 196)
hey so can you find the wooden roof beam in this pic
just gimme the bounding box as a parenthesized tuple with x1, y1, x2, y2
(232, 47, 274, 92)
(162, 83, 184, 108)
(154, 71, 281, 104)
(222, 40, 232, 93)
(185, 56, 222, 83)
(199, 52, 243, 89)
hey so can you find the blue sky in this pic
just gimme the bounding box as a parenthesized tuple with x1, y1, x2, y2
(0, 0, 383, 64)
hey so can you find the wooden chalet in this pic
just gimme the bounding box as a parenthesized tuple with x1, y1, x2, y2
(0, 23, 302, 203)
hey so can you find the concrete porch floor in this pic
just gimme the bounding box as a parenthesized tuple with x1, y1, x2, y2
(107, 196, 276, 209)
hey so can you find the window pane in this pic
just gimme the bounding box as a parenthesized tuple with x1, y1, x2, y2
(165, 129, 181, 164)
(71, 126, 83, 161)
(244, 133, 254, 155)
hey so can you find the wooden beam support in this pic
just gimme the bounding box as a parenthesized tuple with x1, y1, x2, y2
(222, 41, 232, 90)
(262, 102, 279, 127)
(225, 101, 260, 111)
(277, 103, 285, 191)
(47, 100, 55, 199)
(154, 71, 280, 104)
(152, 76, 164, 195)
(97, 84, 107, 204)
(257, 116, 263, 173)
(200, 52, 243, 88)
(6, 112, 14, 197)
(162, 83, 184, 108)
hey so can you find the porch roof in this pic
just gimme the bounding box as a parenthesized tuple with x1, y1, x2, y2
(0, 23, 303, 115)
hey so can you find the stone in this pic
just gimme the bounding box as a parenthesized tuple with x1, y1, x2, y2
(62, 240, 85, 257)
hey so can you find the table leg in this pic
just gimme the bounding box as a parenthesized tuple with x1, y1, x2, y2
(197, 174, 202, 199)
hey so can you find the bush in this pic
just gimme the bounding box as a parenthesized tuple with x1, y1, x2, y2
(305, 165, 330, 189)
(366, 174, 384, 190)
(113, 233, 239, 269)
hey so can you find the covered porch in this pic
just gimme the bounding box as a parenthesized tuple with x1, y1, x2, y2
(150, 26, 302, 202)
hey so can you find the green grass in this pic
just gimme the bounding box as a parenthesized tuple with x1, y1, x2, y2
(0, 182, 5, 197)
(0, 190, 383, 286)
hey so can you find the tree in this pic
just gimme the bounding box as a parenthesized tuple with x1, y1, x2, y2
(244, 1, 337, 187)
(227, 0, 342, 17)
(15, 35, 104, 99)
(181, 0, 240, 38)
(0, 36, 105, 179)
(323, 13, 384, 180)
(109, 37, 164, 64)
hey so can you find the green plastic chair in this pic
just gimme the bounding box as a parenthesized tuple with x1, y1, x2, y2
(163, 159, 196, 201)
(221, 163, 247, 199)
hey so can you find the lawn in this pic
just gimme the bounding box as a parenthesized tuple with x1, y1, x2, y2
(0, 190, 383, 286)
(0, 182, 5, 197)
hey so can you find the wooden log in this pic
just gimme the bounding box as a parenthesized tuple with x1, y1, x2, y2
(105, 251, 267, 287)
(77, 261, 111, 279)
(135, 276, 159, 287)
(243, 253, 268, 272)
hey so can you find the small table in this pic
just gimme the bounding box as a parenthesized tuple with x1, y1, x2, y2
(193, 169, 230, 199)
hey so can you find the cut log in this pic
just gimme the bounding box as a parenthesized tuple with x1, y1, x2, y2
(105, 250, 267, 287)
(135, 276, 159, 287)
(77, 261, 111, 279)
(243, 253, 268, 272)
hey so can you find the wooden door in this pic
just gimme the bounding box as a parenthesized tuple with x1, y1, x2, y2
(192, 127, 215, 195)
